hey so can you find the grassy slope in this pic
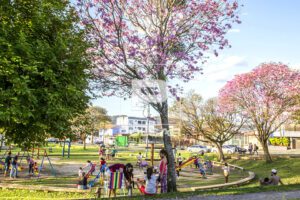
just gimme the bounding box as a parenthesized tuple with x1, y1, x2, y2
(1, 145, 300, 199)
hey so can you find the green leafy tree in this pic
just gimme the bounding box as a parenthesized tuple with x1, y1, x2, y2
(71, 106, 110, 149)
(0, 0, 91, 147)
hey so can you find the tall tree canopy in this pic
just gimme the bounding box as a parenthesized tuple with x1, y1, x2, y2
(219, 63, 300, 162)
(76, 0, 241, 192)
(71, 106, 111, 150)
(172, 92, 244, 161)
(0, 0, 91, 147)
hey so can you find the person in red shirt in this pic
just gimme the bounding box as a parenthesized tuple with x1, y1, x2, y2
(100, 157, 107, 176)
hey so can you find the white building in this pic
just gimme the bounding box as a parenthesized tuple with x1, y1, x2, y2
(115, 115, 156, 134)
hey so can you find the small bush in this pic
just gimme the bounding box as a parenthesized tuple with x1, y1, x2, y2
(269, 137, 290, 147)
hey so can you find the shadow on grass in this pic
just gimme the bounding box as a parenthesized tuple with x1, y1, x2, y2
(110, 183, 300, 200)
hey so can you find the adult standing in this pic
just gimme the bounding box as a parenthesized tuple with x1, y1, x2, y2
(124, 163, 134, 196)
(248, 143, 253, 155)
(4, 152, 12, 177)
(159, 149, 168, 193)
(27, 156, 35, 175)
(10, 155, 18, 178)
(253, 144, 259, 155)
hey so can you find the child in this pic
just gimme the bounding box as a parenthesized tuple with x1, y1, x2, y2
(78, 172, 88, 190)
(137, 167, 158, 195)
(137, 152, 142, 168)
(111, 147, 117, 160)
(83, 160, 95, 175)
(78, 167, 84, 178)
(177, 153, 183, 166)
(206, 160, 213, 174)
(99, 146, 104, 157)
(199, 162, 206, 179)
(194, 157, 200, 168)
(27, 156, 35, 175)
(100, 158, 106, 176)
(33, 162, 38, 174)
(223, 163, 230, 183)
(260, 177, 270, 186)
(4, 152, 12, 177)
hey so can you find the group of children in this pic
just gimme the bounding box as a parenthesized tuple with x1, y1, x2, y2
(3, 152, 38, 178)
(193, 157, 213, 178)
(98, 146, 117, 160)
(175, 154, 213, 179)
(76, 149, 169, 197)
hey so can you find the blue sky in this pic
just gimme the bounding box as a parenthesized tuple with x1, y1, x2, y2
(91, 0, 300, 117)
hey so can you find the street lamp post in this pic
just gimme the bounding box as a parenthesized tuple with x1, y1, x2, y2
(146, 104, 150, 159)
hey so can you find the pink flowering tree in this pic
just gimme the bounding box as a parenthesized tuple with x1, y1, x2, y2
(76, 0, 240, 191)
(219, 63, 300, 162)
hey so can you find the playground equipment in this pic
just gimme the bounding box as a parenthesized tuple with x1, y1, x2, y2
(115, 136, 128, 147)
(176, 157, 197, 171)
(46, 140, 71, 158)
(32, 148, 56, 178)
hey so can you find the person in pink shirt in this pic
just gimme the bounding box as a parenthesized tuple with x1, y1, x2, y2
(159, 149, 168, 193)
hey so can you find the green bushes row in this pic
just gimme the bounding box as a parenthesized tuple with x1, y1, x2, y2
(269, 137, 290, 146)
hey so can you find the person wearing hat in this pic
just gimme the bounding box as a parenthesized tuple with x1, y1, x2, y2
(269, 169, 283, 185)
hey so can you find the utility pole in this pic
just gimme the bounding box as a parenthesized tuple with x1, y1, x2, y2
(145, 104, 150, 158)
(179, 98, 182, 148)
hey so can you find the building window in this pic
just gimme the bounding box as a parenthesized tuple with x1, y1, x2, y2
(138, 121, 142, 124)
(142, 121, 146, 125)
(142, 128, 146, 131)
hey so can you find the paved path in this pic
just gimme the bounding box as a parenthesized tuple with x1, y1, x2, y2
(165, 190, 300, 200)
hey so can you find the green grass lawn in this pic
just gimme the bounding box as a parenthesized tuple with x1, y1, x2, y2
(1, 145, 300, 199)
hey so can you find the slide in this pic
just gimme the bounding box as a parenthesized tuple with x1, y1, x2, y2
(176, 157, 197, 171)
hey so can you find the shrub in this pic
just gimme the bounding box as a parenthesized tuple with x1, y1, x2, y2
(269, 137, 290, 146)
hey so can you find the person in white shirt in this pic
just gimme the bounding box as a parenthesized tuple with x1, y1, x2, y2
(136, 152, 142, 168)
(137, 167, 158, 195)
(78, 167, 83, 178)
(223, 163, 230, 183)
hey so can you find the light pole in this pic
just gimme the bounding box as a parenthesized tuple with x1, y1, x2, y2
(145, 104, 150, 159)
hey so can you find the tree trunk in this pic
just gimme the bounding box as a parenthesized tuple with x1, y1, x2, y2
(0, 135, 3, 152)
(260, 140, 272, 162)
(83, 135, 87, 150)
(91, 133, 94, 144)
(160, 101, 177, 192)
(216, 143, 225, 162)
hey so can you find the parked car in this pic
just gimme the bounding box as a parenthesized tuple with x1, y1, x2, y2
(211, 145, 236, 154)
(226, 145, 247, 154)
(95, 140, 104, 145)
(187, 145, 210, 153)
(47, 138, 59, 143)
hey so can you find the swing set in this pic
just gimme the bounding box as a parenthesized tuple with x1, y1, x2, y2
(0, 147, 56, 178)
